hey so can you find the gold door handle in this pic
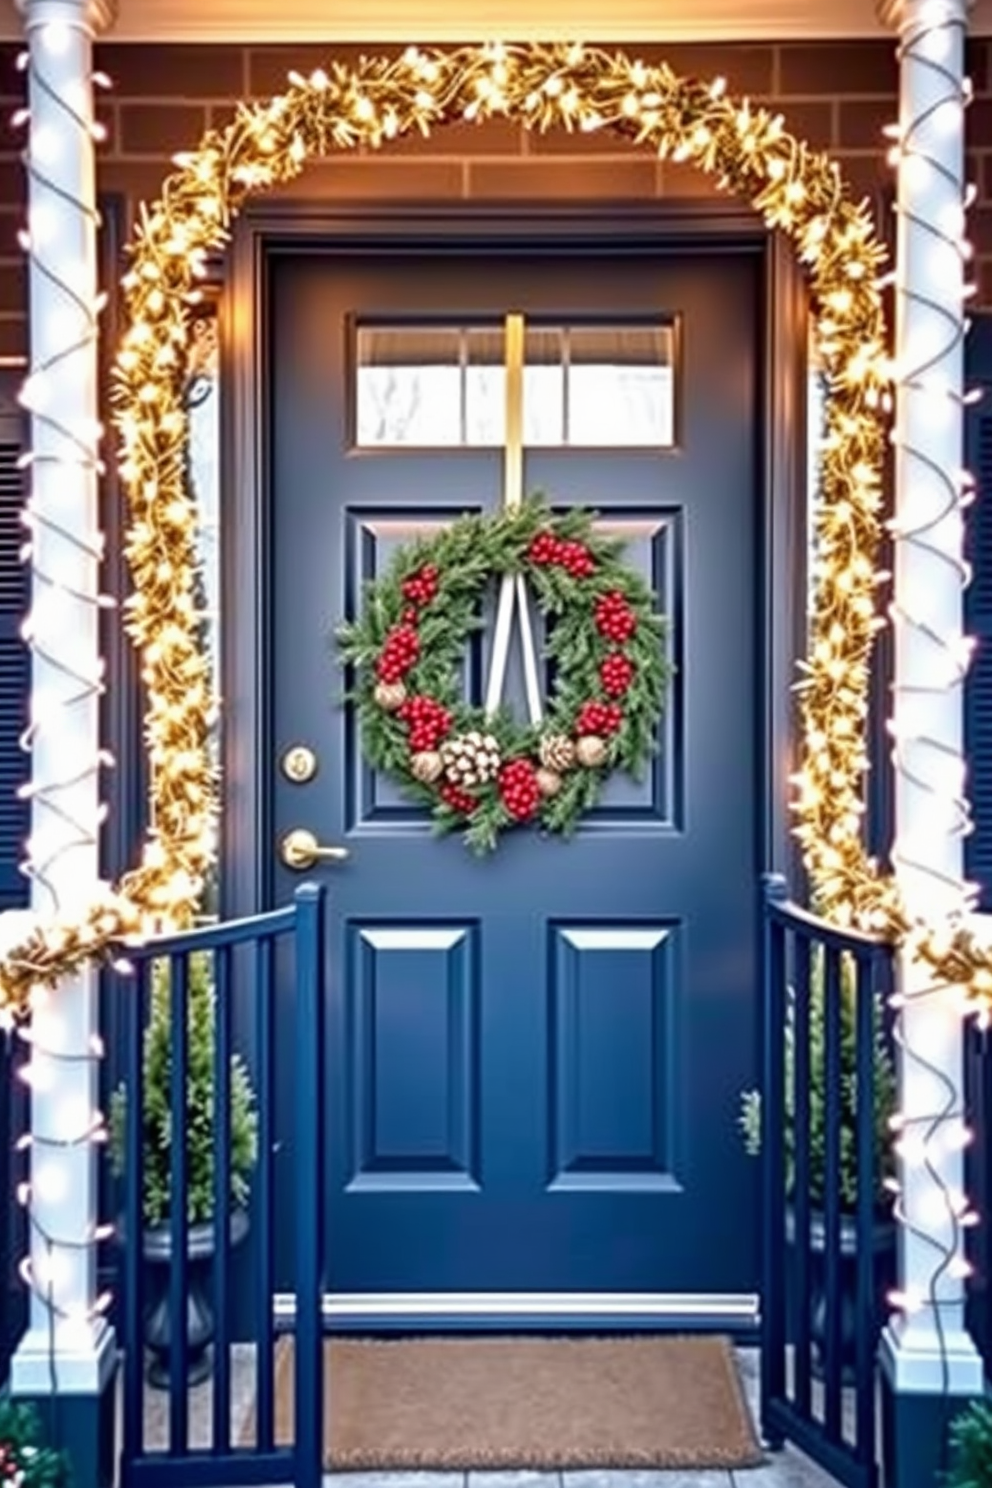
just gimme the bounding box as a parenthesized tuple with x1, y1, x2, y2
(280, 828, 350, 870)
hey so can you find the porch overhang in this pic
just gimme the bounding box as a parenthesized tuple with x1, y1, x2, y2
(1, 0, 991, 40)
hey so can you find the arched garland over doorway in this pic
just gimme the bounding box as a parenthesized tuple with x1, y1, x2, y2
(0, 40, 985, 1022)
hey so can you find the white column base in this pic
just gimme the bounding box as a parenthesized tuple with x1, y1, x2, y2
(881, 1316, 985, 1394)
(10, 1314, 116, 1395)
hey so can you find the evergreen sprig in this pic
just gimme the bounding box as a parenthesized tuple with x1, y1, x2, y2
(337, 495, 671, 852)
(0, 1397, 71, 1487)
(108, 951, 258, 1228)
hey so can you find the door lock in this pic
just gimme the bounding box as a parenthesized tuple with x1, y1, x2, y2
(281, 744, 318, 783)
(280, 828, 349, 870)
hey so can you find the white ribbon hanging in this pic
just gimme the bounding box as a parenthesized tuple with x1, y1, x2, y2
(483, 312, 544, 726)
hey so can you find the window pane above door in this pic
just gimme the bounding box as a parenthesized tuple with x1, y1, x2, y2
(353, 320, 676, 449)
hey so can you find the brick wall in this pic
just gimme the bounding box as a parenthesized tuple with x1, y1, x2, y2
(0, 36, 990, 357)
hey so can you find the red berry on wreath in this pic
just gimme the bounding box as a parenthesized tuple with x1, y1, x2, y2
(576, 701, 623, 737)
(440, 782, 477, 817)
(498, 758, 541, 820)
(527, 531, 558, 566)
(594, 591, 637, 643)
(600, 653, 635, 697)
(557, 540, 595, 579)
(402, 564, 440, 606)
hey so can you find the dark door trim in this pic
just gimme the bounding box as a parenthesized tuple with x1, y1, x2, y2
(221, 198, 807, 927)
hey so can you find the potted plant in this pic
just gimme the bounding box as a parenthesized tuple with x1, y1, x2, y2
(109, 950, 258, 1388)
(739, 949, 899, 1379)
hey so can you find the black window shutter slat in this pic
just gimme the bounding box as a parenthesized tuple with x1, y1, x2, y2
(965, 315, 992, 911)
(0, 382, 28, 909)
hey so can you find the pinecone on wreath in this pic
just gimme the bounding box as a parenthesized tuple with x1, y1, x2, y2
(440, 731, 502, 788)
(539, 733, 576, 772)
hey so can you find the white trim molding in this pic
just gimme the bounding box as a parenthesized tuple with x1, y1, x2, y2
(273, 1291, 761, 1329)
(4, 0, 992, 40)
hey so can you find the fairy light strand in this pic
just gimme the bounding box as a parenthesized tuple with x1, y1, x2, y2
(8, 9, 115, 1384)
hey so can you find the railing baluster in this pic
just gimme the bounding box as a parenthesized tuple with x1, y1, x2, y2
(213, 945, 232, 1455)
(169, 952, 190, 1453)
(294, 884, 325, 1488)
(854, 949, 878, 1467)
(793, 930, 813, 1416)
(761, 876, 788, 1438)
(822, 944, 843, 1442)
(255, 934, 275, 1454)
(123, 958, 148, 1466)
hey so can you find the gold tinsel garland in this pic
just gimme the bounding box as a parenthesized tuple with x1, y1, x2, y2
(0, 40, 987, 1017)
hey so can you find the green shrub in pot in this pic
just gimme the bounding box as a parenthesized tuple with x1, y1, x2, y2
(738, 948, 898, 1212)
(109, 950, 257, 1227)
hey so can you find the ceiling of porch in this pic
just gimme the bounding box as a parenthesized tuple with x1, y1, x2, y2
(3, 0, 992, 40)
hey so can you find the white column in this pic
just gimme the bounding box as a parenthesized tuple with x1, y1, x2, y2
(878, 0, 984, 1396)
(9, 0, 116, 1397)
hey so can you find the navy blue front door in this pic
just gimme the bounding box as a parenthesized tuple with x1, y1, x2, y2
(269, 245, 760, 1307)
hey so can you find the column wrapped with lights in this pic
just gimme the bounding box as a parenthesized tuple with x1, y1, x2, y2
(8, 0, 116, 1400)
(879, 0, 985, 1405)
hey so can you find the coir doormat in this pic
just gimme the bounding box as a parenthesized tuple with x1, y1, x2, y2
(245, 1333, 764, 1470)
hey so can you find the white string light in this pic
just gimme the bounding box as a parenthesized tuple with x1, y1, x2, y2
(884, 0, 984, 1403)
(7, 0, 114, 1398)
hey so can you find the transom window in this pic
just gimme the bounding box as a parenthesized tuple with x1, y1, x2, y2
(353, 320, 677, 449)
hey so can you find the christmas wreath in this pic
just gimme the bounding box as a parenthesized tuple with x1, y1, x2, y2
(338, 496, 670, 853)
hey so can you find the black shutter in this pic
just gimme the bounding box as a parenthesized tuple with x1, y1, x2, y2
(0, 382, 28, 909)
(965, 315, 992, 911)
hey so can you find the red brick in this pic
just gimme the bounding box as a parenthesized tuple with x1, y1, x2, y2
(769, 99, 836, 151)
(834, 152, 890, 204)
(658, 159, 723, 198)
(966, 38, 990, 97)
(0, 314, 26, 361)
(970, 205, 992, 255)
(467, 157, 657, 199)
(0, 258, 24, 315)
(0, 156, 24, 212)
(779, 41, 897, 96)
(386, 117, 524, 157)
(95, 44, 245, 101)
(118, 103, 207, 157)
(98, 160, 177, 207)
(529, 119, 655, 156)
(0, 210, 21, 258)
(969, 98, 992, 152)
(0, 44, 25, 103)
(620, 42, 774, 95)
(979, 256, 992, 307)
(268, 158, 463, 200)
(247, 43, 410, 98)
(838, 97, 897, 151)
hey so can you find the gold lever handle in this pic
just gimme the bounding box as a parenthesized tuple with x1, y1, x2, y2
(280, 828, 350, 870)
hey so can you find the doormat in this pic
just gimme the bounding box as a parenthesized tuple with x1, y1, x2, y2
(247, 1333, 764, 1470)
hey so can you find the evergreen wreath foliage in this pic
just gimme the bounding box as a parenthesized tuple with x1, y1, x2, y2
(109, 951, 258, 1228)
(0, 1397, 71, 1487)
(337, 495, 671, 853)
(947, 1401, 992, 1488)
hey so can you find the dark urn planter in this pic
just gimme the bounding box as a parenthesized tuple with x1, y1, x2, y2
(141, 1208, 249, 1389)
(787, 1206, 896, 1383)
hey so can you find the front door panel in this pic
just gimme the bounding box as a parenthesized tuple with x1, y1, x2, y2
(269, 247, 760, 1300)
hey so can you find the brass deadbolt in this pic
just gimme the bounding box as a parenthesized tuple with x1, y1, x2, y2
(281, 744, 318, 783)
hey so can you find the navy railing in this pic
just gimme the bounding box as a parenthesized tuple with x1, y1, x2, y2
(966, 1015, 992, 1372)
(114, 883, 326, 1488)
(761, 875, 895, 1488)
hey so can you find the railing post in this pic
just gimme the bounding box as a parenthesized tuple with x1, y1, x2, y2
(293, 883, 325, 1488)
(760, 872, 788, 1448)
